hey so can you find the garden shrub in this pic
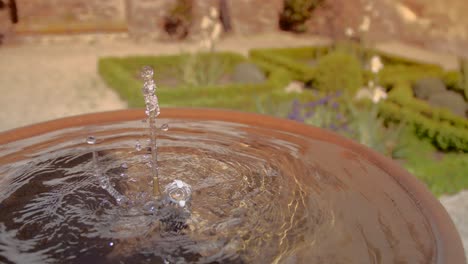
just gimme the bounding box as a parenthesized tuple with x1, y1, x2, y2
(250, 49, 314, 81)
(311, 51, 363, 94)
(378, 64, 444, 87)
(462, 59, 468, 99)
(388, 83, 468, 130)
(250, 46, 423, 86)
(380, 101, 468, 151)
(382, 83, 468, 151)
(98, 52, 292, 111)
(398, 129, 468, 197)
(443, 70, 462, 90)
(98, 58, 143, 107)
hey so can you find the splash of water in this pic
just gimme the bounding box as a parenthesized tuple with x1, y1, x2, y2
(140, 66, 161, 197)
(86, 136, 127, 205)
(165, 180, 192, 208)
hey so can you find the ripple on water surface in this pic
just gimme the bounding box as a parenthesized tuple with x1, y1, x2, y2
(0, 119, 435, 263)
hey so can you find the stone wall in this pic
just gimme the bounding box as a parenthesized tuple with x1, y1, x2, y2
(125, 0, 175, 39)
(127, 0, 284, 40)
(0, 1, 14, 43)
(6, 0, 284, 38)
(305, 0, 468, 57)
(226, 0, 283, 35)
(14, 0, 127, 33)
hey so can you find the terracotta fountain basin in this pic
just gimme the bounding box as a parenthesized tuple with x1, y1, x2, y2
(0, 108, 465, 263)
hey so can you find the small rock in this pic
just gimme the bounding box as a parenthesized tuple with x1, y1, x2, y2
(231, 62, 266, 84)
(413, 78, 447, 100)
(427, 90, 468, 117)
(306, 59, 318, 67)
(284, 81, 304, 93)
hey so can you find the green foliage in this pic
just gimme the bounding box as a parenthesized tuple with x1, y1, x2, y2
(443, 70, 462, 90)
(98, 52, 292, 111)
(98, 58, 143, 107)
(251, 46, 425, 87)
(398, 130, 468, 197)
(376, 63, 468, 152)
(279, 0, 323, 32)
(180, 53, 227, 87)
(312, 51, 363, 94)
(346, 102, 405, 158)
(441, 64, 468, 99)
(388, 83, 468, 130)
(380, 100, 468, 151)
(462, 59, 468, 99)
(377, 64, 445, 87)
(250, 48, 316, 81)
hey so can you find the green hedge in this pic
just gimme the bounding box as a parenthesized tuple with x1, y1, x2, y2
(250, 47, 364, 94)
(249, 45, 468, 151)
(312, 51, 363, 94)
(250, 48, 318, 81)
(380, 100, 468, 151)
(382, 83, 468, 151)
(98, 52, 293, 111)
(377, 64, 445, 87)
(462, 59, 468, 98)
(249, 45, 436, 92)
(389, 84, 468, 129)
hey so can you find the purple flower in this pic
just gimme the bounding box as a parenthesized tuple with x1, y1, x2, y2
(287, 99, 303, 121)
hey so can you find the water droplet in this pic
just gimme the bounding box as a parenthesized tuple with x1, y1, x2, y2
(128, 177, 137, 183)
(141, 66, 154, 80)
(109, 242, 114, 247)
(175, 180, 183, 188)
(121, 163, 128, 169)
(143, 201, 157, 213)
(164, 180, 192, 207)
(116, 195, 128, 205)
(135, 140, 142, 151)
(86, 136, 96, 145)
(100, 181, 109, 189)
(160, 123, 169, 131)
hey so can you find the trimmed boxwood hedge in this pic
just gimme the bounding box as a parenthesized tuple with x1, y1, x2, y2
(383, 83, 468, 151)
(249, 45, 435, 81)
(98, 52, 294, 111)
(250, 45, 468, 151)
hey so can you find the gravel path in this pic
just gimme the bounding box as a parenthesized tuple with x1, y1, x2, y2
(440, 191, 468, 257)
(0, 32, 466, 258)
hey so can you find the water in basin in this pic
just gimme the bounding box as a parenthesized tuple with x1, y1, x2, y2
(0, 117, 435, 263)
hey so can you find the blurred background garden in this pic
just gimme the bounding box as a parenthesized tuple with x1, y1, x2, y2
(0, 0, 467, 254)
